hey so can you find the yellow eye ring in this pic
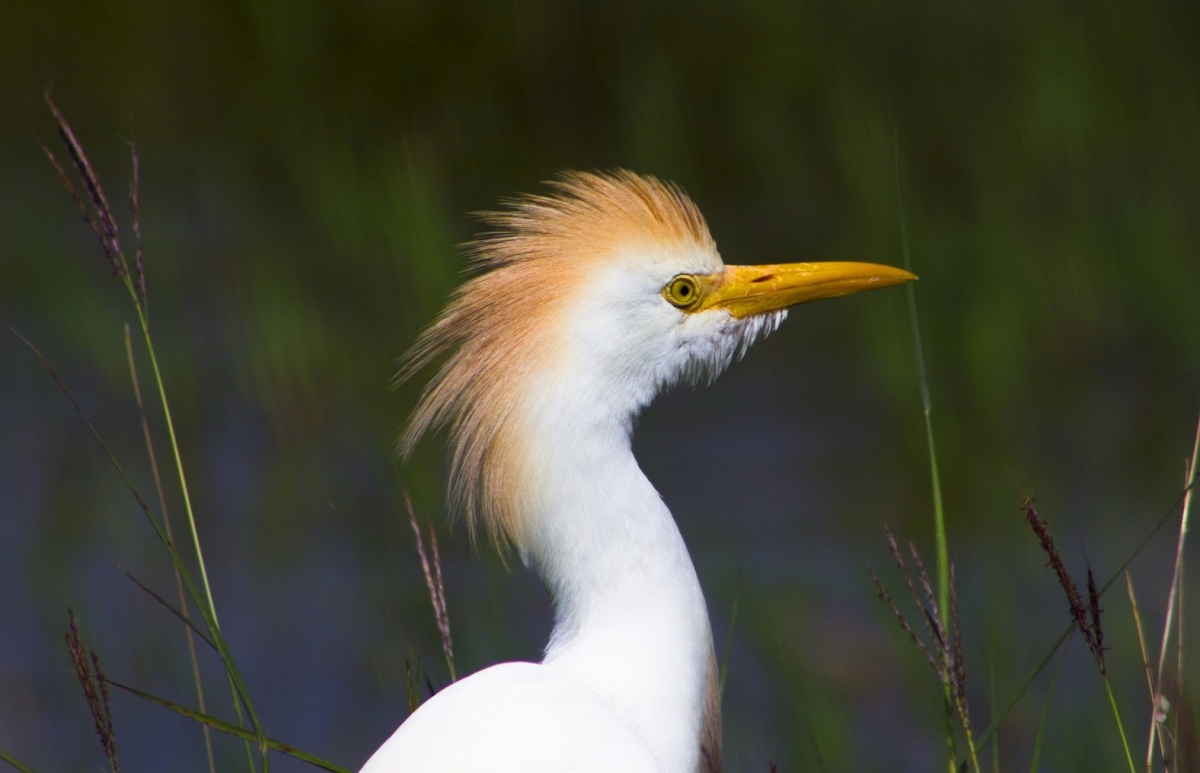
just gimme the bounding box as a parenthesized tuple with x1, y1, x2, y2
(662, 275, 702, 310)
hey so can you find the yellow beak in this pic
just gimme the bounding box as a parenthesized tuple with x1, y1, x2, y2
(699, 262, 917, 319)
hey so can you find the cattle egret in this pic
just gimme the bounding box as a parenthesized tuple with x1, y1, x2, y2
(362, 171, 915, 772)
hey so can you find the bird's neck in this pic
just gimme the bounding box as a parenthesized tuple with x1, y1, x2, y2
(516, 391, 719, 772)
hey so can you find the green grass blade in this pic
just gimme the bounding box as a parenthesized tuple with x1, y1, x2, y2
(1028, 633, 1072, 773)
(119, 568, 218, 651)
(108, 681, 351, 773)
(0, 750, 35, 773)
(130, 305, 262, 771)
(1101, 677, 1136, 772)
(892, 136, 948, 625)
(977, 624, 1072, 752)
(40, 97, 260, 769)
(719, 572, 743, 693)
(124, 322, 216, 773)
(894, 133, 953, 771)
(15, 332, 266, 763)
(132, 303, 219, 626)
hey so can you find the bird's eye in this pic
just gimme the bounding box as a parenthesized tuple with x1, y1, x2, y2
(662, 275, 702, 310)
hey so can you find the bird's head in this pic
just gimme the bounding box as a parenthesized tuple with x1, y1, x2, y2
(397, 170, 914, 550)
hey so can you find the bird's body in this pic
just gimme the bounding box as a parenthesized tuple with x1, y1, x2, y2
(362, 172, 913, 772)
(362, 663, 664, 771)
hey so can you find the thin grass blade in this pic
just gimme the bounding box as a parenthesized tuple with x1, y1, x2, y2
(0, 750, 35, 773)
(107, 681, 351, 773)
(118, 568, 217, 651)
(123, 324, 213, 770)
(14, 331, 266, 754)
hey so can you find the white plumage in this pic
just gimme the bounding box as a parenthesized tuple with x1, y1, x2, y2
(362, 171, 914, 772)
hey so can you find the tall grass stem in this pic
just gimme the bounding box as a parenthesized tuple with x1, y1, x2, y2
(1101, 676, 1136, 772)
(894, 132, 953, 770)
(40, 95, 262, 769)
(124, 324, 216, 772)
(1146, 413, 1199, 767)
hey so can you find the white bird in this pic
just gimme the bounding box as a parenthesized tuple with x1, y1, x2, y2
(362, 171, 915, 773)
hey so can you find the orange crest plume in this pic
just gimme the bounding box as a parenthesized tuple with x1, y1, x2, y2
(396, 170, 717, 549)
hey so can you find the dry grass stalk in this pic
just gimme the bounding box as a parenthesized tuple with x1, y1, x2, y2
(127, 139, 146, 299)
(1145, 415, 1200, 771)
(65, 609, 120, 773)
(1125, 571, 1165, 759)
(949, 562, 969, 730)
(404, 488, 456, 681)
(1022, 496, 1137, 769)
(40, 92, 125, 279)
(870, 526, 975, 765)
(868, 567, 938, 673)
(405, 654, 418, 715)
(41, 92, 148, 302)
(1086, 566, 1105, 673)
(1021, 496, 1107, 673)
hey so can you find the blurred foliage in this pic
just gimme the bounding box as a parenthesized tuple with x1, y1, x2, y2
(2, 0, 1198, 770)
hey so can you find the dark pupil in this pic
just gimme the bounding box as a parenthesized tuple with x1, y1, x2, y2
(677, 282, 690, 297)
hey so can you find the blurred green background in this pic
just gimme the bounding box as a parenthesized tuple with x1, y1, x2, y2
(3, 1, 1198, 770)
